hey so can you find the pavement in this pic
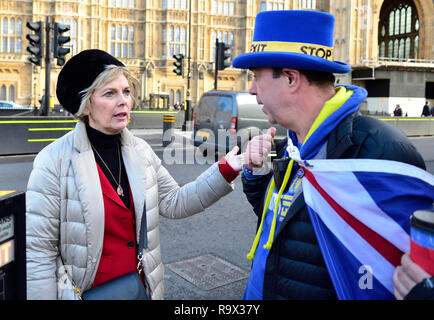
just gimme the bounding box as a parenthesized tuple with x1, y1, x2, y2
(131, 127, 255, 300)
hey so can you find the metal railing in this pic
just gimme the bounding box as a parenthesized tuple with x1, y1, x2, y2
(359, 57, 434, 68)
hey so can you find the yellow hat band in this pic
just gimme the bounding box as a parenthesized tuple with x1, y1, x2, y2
(250, 41, 334, 61)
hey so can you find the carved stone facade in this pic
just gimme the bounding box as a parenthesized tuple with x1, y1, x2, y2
(0, 0, 432, 115)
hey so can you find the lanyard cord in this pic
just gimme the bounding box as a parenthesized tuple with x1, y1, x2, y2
(246, 158, 295, 260)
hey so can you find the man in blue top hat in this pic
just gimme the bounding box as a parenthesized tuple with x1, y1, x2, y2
(232, 10, 427, 300)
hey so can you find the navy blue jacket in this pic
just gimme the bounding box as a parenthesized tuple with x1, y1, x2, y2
(242, 111, 426, 300)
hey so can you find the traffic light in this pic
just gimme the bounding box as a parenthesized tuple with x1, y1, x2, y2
(217, 42, 232, 70)
(53, 22, 70, 66)
(173, 54, 184, 77)
(26, 21, 43, 66)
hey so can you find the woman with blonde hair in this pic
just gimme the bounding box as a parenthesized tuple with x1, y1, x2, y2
(26, 49, 242, 300)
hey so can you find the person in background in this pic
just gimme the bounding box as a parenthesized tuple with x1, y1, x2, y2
(26, 49, 243, 300)
(421, 101, 431, 117)
(393, 104, 403, 117)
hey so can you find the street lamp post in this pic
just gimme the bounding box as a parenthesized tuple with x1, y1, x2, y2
(182, 0, 192, 131)
(43, 16, 51, 116)
(157, 80, 161, 109)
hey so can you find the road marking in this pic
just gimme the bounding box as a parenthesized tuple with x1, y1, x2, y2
(0, 120, 77, 124)
(131, 111, 178, 114)
(27, 138, 58, 142)
(28, 127, 75, 131)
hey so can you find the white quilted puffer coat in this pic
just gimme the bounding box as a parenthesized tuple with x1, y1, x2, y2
(26, 121, 234, 300)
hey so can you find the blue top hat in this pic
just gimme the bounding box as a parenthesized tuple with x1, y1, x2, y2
(232, 10, 350, 74)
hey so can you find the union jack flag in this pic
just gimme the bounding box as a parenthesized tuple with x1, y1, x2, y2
(301, 159, 434, 300)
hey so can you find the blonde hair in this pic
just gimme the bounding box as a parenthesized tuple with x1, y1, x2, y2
(75, 64, 139, 122)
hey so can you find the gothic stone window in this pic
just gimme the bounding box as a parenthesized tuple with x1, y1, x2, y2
(0, 17, 23, 53)
(378, 0, 419, 60)
(260, 0, 285, 11)
(167, 25, 186, 58)
(110, 24, 134, 58)
(211, 30, 233, 61)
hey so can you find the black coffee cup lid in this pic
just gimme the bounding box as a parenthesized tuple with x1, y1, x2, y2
(411, 209, 434, 233)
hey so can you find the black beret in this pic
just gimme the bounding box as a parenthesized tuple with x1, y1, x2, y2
(56, 49, 125, 115)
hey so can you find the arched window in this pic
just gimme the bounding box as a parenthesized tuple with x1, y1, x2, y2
(109, 24, 134, 58)
(110, 24, 116, 55)
(300, 0, 315, 9)
(211, 31, 216, 61)
(16, 19, 22, 52)
(117, 25, 122, 56)
(0, 85, 6, 100)
(169, 90, 174, 106)
(180, 27, 186, 55)
(0, 18, 23, 53)
(380, 41, 385, 57)
(9, 18, 15, 52)
(70, 19, 78, 55)
(122, 25, 128, 57)
(175, 26, 180, 42)
(175, 90, 181, 105)
(175, 27, 179, 54)
(168, 26, 174, 58)
(129, 26, 134, 58)
(8, 85, 15, 102)
(228, 32, 233, 46)
(167, 25, 186, 58)
(378, 1, 419, 60)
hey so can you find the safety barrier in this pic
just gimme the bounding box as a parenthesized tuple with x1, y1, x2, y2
(0, 114, 431, 156)
(378, 117, 434, 137)
(162, 114, 175, 147)
(0, 116, 77, 155)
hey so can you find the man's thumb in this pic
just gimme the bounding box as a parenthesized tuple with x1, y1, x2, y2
(230, 145, 239, 155)
(267, 127, 276, 138)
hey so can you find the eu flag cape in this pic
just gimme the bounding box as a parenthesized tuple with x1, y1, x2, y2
(301, 158, 434, 300)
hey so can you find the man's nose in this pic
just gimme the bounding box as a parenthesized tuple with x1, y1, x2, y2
(249, 81, 257, 95)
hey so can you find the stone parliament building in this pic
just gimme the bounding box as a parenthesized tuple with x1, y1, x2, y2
(0, 0, 433, 116)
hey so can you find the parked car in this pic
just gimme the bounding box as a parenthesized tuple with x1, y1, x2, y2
(192, 90, 286, 157)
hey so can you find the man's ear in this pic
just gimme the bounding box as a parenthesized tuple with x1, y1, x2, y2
(282, 68, 300, 89)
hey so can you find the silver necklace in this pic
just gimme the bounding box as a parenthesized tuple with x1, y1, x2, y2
(90, 142, 124, 197)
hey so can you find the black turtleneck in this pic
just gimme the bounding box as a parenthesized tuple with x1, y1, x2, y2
(86, 122, 131, 209)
